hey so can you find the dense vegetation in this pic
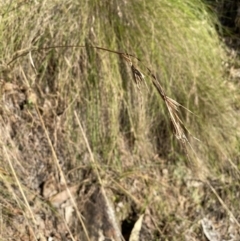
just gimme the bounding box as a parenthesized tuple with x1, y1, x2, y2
(0, 0, 240, 240)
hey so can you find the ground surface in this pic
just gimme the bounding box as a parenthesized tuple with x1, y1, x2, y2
(1, 66, 240, 241)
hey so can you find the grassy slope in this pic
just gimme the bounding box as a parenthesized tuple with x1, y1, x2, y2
(0, 0, 240, 240)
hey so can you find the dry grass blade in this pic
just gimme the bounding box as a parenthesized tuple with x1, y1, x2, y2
(2, 145, 38, 241)
(207, 182, 240, 229)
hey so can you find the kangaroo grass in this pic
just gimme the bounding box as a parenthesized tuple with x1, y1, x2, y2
(7, 45, 194, 155)
(7, 45, 195, 146)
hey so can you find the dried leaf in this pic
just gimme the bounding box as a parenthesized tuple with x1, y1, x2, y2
(201, 218, 221, 241)
(49, 184, 79, 207)
(129, 214, 144, 241)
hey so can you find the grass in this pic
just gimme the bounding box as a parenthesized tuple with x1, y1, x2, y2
(0, 0, 240, 240)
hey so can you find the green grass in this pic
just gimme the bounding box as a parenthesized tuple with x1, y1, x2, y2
(0, 0, 240, 240)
